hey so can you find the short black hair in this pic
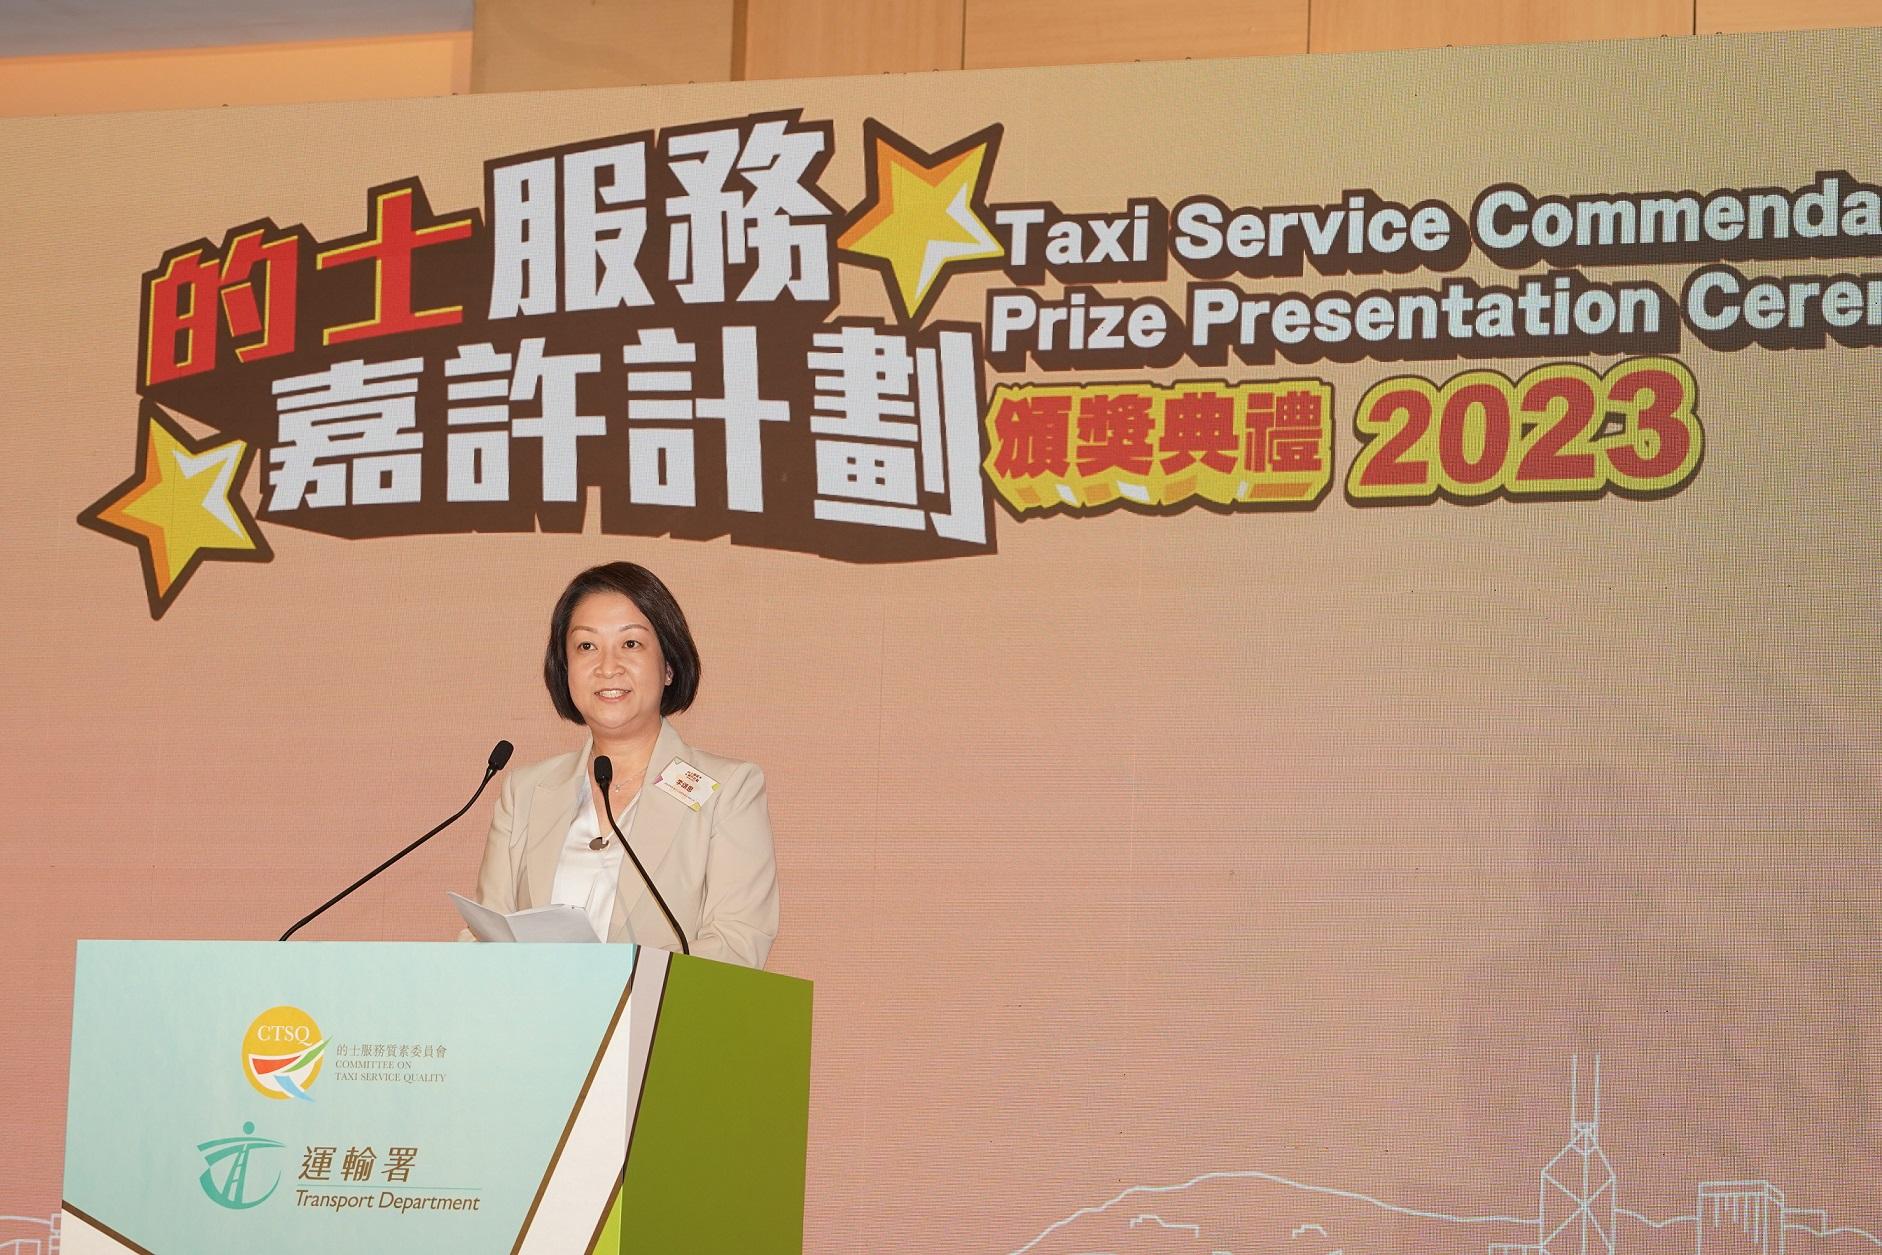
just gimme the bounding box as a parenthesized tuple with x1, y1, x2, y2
(543, 563, 701, 722)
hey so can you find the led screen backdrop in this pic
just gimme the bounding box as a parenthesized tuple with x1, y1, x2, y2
(1, 26, 1877, 1254)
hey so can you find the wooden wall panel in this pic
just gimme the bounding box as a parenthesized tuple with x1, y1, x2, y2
(1698, 0, 1882, 32)
(1310, 0, 1690, 53)
(471, 0, 735, 93)
(741, 0, 964, 80)
(963, 0, 1307, 70)
(0, 33, 471, 118)
(0, 8, 1868, 133)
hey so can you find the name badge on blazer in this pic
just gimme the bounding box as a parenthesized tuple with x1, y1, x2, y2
(654, 759, 719, 811)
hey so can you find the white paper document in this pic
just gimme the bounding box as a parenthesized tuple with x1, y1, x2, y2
(449, 892, 601, 943)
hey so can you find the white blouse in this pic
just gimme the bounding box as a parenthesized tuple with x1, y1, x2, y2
(548, 760, 640, 942)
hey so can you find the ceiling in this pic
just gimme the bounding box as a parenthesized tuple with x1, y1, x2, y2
(2, 0, 474, 57)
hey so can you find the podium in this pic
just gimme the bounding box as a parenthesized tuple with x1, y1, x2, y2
(59, 941, 812, 1254)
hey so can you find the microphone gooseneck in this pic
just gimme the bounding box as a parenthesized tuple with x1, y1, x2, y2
(279, 740, 512, 942)
(592, 754, 690, 956)
(587, 756, 615, 851)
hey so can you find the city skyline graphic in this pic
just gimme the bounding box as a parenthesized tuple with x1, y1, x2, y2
(7, 1059, 1875, 1254)
(0, 1213, 57, 1255)
(1008, 1059, 1881, 1255)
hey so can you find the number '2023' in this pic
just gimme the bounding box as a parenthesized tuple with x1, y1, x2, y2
(1346, 358, 1703, 502)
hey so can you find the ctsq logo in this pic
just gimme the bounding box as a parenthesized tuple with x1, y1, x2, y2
(242, 1005, 327, 1101)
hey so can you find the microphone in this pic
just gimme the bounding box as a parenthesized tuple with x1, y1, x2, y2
(592, 754, 690, 956)
(279, 740, 514, 941)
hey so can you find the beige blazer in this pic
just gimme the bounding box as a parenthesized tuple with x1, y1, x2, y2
(466, 719, 778, 968)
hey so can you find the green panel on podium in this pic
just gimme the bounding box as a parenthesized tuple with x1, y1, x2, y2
(619, 955, 814, 1247)
(60, 941, 811, 1255)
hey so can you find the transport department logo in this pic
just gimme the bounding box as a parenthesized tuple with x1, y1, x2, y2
(196, 1121, 283, 1210)
(242, 1005, 328, 1101)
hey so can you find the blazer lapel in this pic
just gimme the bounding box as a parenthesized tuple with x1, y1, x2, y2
(609, 720, 691, 940)
(522, 738, 588, 911)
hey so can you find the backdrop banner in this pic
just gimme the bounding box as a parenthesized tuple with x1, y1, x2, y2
(1, 26, 1877, 1255)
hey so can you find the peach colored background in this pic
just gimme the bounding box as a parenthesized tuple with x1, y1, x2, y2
(1, 29, 1878, 1254)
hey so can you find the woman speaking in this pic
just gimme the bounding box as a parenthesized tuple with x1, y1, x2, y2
(466, 562, 778, 968)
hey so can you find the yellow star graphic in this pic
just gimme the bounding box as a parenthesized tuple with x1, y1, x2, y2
(79, 404, 272, 619)
(837, 121, 1005, 325)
